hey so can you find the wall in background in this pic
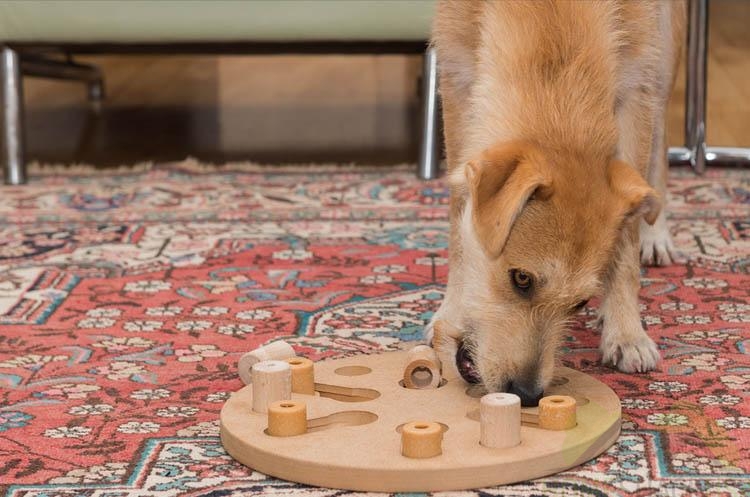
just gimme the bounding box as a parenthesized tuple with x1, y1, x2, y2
(22, 0, 749, 167)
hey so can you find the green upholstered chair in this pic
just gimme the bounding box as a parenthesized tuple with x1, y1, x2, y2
(0, 0, 439, 184)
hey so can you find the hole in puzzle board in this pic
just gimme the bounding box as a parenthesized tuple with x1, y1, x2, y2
(395, 421, 449, 434)
(334, 366, 372, 376)
(315, 383, 381, 402)
(549, 376, 569, 387)
(398, 378, 448, 389)
(307, 411, 378, 433)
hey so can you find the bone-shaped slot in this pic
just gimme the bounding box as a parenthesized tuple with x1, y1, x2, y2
(314, 383, 381, 402)
(265, 408, 378, 437)
(306, 410, 378, 433)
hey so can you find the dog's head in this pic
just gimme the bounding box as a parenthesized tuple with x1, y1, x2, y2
(442, 141, 659, 405)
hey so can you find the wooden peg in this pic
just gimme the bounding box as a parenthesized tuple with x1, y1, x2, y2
(286, 357, 316, 395)
(538, 395, 577, 430)
(479, 393, 521, 448)
(267, 400, 307, 437)
(238, 340, 296, 384)
(251, 360, 291, 413)
(403, 345, 442, 389)
(401, 421, 443, 458)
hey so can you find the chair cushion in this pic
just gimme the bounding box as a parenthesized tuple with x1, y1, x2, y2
(0, 0, 435, 43)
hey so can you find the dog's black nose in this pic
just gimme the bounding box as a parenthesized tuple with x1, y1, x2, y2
(455, 341, 481, 384)
(508, 381, 544, 407)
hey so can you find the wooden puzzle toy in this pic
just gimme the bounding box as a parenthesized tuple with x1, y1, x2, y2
(221, 341, 621, 491)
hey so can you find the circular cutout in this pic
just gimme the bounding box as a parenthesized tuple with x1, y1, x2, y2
(574, 395, 589, 406)
(334, 365, 372, 376)
(399, 378, 448, 388)
(549, 376, 569, 387)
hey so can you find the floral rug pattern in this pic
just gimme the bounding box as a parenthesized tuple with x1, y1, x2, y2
(0, 161, 748, 497)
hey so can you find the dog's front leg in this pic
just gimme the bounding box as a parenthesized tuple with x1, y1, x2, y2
(639, 113, 684, 266)
(599, 223, 660, 373)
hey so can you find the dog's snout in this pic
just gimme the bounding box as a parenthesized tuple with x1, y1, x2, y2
(455, 341, 481, 384)
(508, 381, 544, 407)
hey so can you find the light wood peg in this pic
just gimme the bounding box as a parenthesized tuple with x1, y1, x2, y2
(403, 345, 442, 389)
(538, 395, 577, 430)
(238, 340, 296, 384)
(286, 356, 316, 395)
(267, 400, 307, 437)
(251, 360, 292, 413)
(401, 421, 443, 458)
(479, 393, 521, 449)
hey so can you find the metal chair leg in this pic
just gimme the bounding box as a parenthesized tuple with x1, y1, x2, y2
(1, 46, 26, 185)
(685, 0, 708, 174)
(418, 47, 439, 180)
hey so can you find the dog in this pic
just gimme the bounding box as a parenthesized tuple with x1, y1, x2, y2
(427, 0, 686, 406)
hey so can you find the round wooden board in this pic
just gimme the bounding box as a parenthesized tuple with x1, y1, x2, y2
(220, 350, 621, 492)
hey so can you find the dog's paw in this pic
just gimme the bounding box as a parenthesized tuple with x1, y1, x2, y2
(601, 331, 660, 373)
(640, 219, 685, 266)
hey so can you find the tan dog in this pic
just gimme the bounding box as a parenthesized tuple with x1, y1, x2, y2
(427, 0, 686, 406)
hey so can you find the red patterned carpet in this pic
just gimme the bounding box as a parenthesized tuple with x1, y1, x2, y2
(0, 161, 748, 496)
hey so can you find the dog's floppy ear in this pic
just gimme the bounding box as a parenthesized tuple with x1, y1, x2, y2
(607, 160, 661, 225)
(466, 141, 553, 258)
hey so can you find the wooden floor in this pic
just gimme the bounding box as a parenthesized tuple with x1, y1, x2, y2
(22, 0, 750, 167)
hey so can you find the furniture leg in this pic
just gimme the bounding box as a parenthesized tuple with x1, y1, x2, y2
(1, 46, 26, 185)
(417, 46, 439, 180)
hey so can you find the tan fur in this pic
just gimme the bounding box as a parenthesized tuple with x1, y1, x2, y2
(428, 0, 686, 397)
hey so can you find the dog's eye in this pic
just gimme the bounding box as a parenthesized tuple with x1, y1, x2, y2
(509, 269, 533, 295)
